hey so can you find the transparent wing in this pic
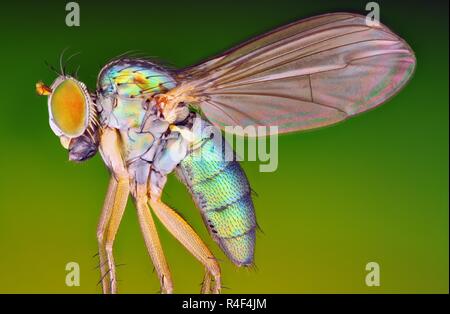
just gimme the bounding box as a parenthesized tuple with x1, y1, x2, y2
(174, 13, 416, 135)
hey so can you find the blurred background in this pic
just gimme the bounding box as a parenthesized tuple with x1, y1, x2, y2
(0, 0, 447, 293)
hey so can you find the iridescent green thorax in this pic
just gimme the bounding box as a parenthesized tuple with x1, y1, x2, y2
(98, 58, 177, 99)
(96, 58, 177, 130)
(95, 58, 177, 165)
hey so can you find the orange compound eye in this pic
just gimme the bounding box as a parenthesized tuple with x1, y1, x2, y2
(50, 79, 88, 137)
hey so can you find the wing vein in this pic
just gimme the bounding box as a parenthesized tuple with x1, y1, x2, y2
(213, 25, 374, 86)
(213, 37, 402, 90)
(208, 91, 348, 115)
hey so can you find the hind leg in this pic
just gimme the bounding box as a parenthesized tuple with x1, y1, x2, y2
(149, 197, 221, 293)
(200, 268, 214, 294)
(148, 171, 221, 294)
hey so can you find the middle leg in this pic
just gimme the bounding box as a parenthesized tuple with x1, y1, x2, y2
(129, 159, 173, 294)
(134, 183, 174, 293)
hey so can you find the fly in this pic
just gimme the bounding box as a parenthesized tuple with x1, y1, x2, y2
(36, 13, 415, 294)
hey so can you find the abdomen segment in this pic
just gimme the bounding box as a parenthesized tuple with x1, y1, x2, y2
(176, 122, 256, 266)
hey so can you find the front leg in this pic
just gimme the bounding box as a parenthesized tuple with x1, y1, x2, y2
(97, 128, 130, 294)
(96, 176, 117, 294)
(104, 175, 129, 293)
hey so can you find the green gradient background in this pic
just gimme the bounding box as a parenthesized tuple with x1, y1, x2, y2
(0, 0, 447, 293)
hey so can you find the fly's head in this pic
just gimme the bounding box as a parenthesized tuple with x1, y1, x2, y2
(36, 76, 100, 162)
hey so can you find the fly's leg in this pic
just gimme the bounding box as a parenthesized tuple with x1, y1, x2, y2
(149, 197, 221, 294)
(96, 176, 117, 294)
(148, 171, 221, 294)
(98, 128, 130, 294)
(132, 182, 173, 294)
(200, 268, 213, 294)
(104, 176, 129, 293)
